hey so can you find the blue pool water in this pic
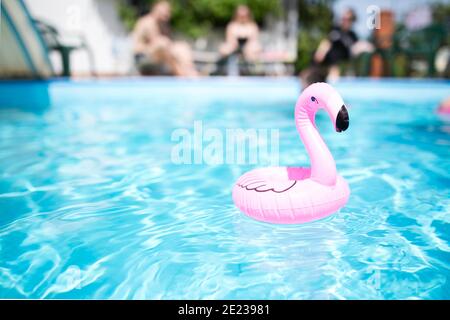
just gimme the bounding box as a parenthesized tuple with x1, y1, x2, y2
(0, 78, 449, 299)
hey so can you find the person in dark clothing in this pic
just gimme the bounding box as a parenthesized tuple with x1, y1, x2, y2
(321, 25, 358, 66)
(303, 9, 358, 85)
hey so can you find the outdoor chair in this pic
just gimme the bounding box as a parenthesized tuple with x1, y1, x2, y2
(396, 24, 446, 77)
(33, 19, 95, 77)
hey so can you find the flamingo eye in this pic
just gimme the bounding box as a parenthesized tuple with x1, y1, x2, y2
(311, 96, 316, 102)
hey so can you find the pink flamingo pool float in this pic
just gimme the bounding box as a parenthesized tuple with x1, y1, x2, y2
(437, 97, 450, 115)
(232, 83, 350, 224)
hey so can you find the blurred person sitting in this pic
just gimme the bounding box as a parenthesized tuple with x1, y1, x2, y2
(219, 5, 262, 62)
(312, 8, 359, 81)
(133, 1, 198, 77)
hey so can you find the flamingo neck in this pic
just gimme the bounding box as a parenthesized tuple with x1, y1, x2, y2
(295, 98, 337, 186)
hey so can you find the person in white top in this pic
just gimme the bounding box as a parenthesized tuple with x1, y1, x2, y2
(219, 5, 262, 61)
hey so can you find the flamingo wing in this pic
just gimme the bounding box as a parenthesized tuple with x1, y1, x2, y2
(235, 167, 298, 193)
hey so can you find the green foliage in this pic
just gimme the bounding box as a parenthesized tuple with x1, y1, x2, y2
(295, 0, 334, 72)
(431, 2, 450, 45)
(119, 0, 282, 38)
(119, 2, 139, 31)
(296, 30, 321, 73)
(392, 54, 408, 78)
(431, 2, 450, 25)
(298, 0, 334, 32)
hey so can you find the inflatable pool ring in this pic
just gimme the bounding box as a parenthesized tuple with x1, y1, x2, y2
(232, 82, 350, 224)
(437, 97, 450, 115)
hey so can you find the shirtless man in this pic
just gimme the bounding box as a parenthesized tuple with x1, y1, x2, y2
(219, 5, 261, 61)
(133, 1, 198, 76)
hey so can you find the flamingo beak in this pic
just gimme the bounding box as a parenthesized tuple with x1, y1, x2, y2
(336, 105, 349, 132)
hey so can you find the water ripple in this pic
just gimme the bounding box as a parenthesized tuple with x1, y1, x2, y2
(0, 85, 449, 299)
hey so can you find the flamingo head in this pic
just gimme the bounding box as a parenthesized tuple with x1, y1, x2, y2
(296, 82, 349, 132)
